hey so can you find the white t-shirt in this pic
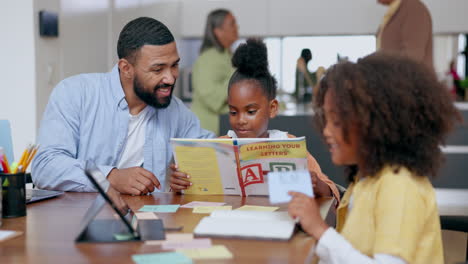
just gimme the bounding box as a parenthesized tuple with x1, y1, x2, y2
(117, 107, 150, 169)
(226, 129, 288, 139)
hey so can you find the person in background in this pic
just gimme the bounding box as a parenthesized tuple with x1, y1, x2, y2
(32, 17, 213, 195)
(294, 48, 317, 103)
(376, 0, 433, 70)
(288, 52, 459, 263)
(170, 39, 341, 202)
(448, 60, 465, 100)
(191, 9, 239, 135)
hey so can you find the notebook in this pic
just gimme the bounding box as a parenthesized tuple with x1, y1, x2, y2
(194, 210, 296, 241)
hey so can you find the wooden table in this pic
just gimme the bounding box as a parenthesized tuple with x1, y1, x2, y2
(0, 192, 335, 263)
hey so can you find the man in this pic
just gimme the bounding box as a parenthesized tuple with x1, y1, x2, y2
(377, 0, 433, 70)
(32, 17, 214, 195)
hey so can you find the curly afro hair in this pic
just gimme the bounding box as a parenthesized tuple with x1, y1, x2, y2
(314, 52, 460, 182)
(228, 38, 277, 100)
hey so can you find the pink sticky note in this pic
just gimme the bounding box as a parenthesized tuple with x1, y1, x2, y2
(145, 233, 194, 246)
(162, 238, 212, 250)
(180, 201, 226, 208)
(135, 212, 159, 220)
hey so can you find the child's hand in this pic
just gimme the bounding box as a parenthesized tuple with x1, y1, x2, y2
(168, 163, 192, 192)
(288, 191, 329, 240)
(311, 171, 332, 198)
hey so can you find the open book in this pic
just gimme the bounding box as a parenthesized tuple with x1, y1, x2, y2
(170, 137, 307, 196)
(194, 198, 334, 241)
(194, 210, 296, 240)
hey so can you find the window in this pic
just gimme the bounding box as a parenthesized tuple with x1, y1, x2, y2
(458, 34, 466, 78)
(178, 35, 377, 98)
(265, 35, 376, 93)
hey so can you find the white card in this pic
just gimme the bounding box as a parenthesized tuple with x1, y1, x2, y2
(180, 201, 226, 208)
(0, 230, 22, 242)
(268, 170, 314, 204)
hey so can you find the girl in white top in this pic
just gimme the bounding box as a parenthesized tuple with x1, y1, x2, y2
(169, 38, 340, 200)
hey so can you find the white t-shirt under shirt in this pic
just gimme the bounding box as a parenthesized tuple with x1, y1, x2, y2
(117, 107, 150, 169)
(227, 129, 288, 139)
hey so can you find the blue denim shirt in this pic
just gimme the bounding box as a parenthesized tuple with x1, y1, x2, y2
(32, 65, 214, 192)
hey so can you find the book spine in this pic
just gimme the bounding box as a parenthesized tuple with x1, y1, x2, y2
(233, 140, 246, 197)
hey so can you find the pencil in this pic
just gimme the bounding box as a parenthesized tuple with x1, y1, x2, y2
(23, 145, 39, 172)
(16, 145, 32, 173)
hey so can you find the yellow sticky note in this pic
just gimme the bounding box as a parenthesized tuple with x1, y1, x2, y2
(178, 245, 233, 260)
(235, 205, 279, 212)
(193, 206, 232, 214)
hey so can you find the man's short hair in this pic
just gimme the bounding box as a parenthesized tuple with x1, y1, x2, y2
(117, 17, 174, 62)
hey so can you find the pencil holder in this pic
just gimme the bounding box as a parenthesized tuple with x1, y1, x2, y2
(1, 172, 26, 218)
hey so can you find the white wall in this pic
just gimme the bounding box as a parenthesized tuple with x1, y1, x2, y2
(180, 0, 468, 37)
(60, 0, 111, 77)
(0, 1, 36, 161)
(34, 0, 61, 133)
(111, 1, 181, 67)
(181, 0, 269, 37)
(426, 0, 468, 34)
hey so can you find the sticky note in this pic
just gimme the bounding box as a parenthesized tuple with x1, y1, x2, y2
(145, 234, 193, 246)
(162, 238, 212, 250)
(235, 205, 279, 212)
(193, 206, 232, 214)
(181, 201, 226, 208)
(138, 204, 180, 213)
(132, 252, 192, 264)
(145, 233, 195, 246)
(178, 245, 233, 260)
(113, 232, 135, 241)
(135, 212, 159, 220)
(0, 230, 22, 242)
(268, 170, 314, 204)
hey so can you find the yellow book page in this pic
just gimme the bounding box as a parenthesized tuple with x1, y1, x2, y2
(235, 205, 279, 212)
(192, 206, 232, 214)
(240, 140, 307, 161)
(175, 146, 224, 195)
(177, 245, 233, 259)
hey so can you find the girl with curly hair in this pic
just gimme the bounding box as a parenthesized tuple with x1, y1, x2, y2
(288, 52, 459, 264)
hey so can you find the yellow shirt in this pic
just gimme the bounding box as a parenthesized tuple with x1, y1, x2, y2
(336, 166, 443, 263)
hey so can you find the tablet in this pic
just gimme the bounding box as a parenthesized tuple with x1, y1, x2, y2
(76, 160, 164, 243)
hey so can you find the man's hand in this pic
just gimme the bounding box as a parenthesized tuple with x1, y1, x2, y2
(288, 191, 329, 240)
(169, 163, 192, 192)
(107, 186, 129, 215)
(107, 167, 160, 195)
(310, 171, 332, 197)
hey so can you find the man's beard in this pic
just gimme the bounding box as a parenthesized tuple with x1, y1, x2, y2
(133, 77, 175, 109)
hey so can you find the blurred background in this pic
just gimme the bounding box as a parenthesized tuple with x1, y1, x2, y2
(1, 0, 467, 169)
